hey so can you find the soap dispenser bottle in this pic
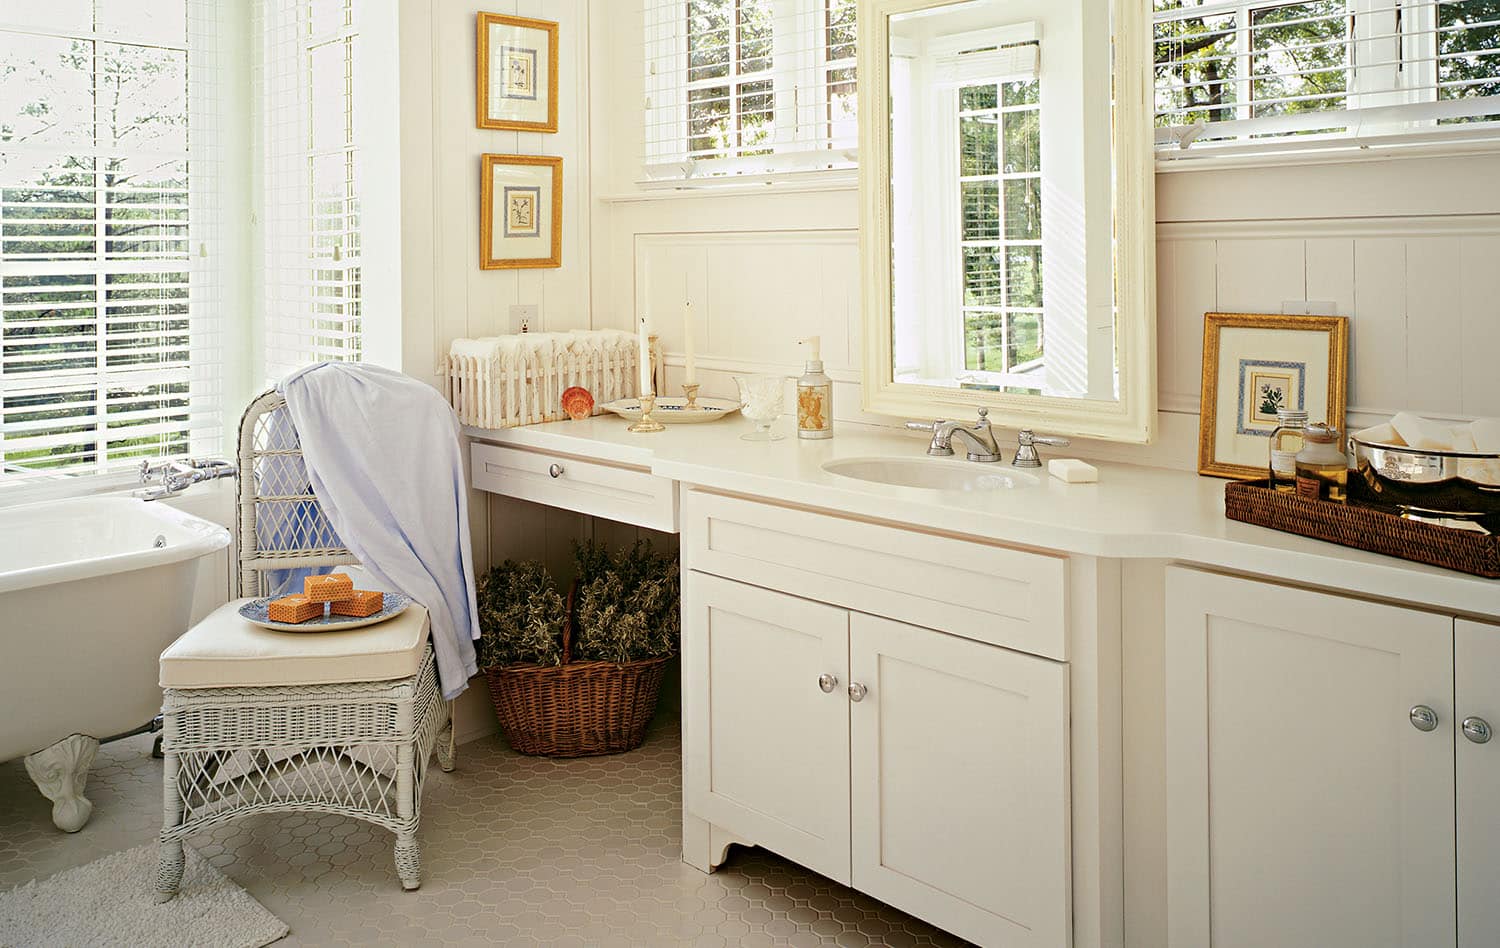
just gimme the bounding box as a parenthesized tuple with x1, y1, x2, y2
(796, 336, 833, 440)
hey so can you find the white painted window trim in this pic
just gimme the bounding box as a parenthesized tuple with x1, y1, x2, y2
(641, 0, 857, 187)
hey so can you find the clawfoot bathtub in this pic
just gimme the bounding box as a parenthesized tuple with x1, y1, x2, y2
(1, 496, 230, 831)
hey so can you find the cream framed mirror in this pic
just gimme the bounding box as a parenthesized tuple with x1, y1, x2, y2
(858, 0, 1157, 443)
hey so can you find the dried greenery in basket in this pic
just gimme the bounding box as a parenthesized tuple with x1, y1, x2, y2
(572, 539, 681, 665)
(475, 560, 565, 669)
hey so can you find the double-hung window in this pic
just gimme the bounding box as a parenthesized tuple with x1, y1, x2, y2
(257, 0, 364, 382)
(1154, 0, 1500, 158)
(0, 0, 222, 485)
(643, 0, 858, 182)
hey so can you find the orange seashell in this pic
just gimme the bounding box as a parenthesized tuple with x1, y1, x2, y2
(561, 386, 594, 421)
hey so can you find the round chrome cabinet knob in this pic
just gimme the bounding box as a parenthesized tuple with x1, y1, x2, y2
(818, 673, 838, 693)
(847, 682, 868, 702)
(548, 463, 564, 478)
(1410, 705, 1440, 732)
(1463, 716, 1493, 744)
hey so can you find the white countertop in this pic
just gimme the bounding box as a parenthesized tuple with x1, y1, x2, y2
(466, 416, 1500, 618)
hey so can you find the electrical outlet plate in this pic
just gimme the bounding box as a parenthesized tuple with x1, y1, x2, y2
(510, 304, 539, 334)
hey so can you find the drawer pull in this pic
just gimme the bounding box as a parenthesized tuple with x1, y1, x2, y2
(1410, 705, 1439, 732)
(818, 673, 838, 694)
(1463, 716, 1492, 744)
(548, 463, 564, 479)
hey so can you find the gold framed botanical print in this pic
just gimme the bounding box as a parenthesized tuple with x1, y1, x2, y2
(1198, 312, 1349, 479)
(477, 12, 558, 133)
(481, 154, 562, 270)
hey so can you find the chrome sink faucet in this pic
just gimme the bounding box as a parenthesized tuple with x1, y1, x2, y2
(1012, 429, 1071, 468)
(906, 408, 1004, 463)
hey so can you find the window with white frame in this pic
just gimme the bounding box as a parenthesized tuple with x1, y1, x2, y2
(959, 78, 1043, 378)
(643, 0, 858, 181)
(1154, 0, 1500, 158)
(0, 0, 370, 490)
(256, 0, 364, 381)
(0, 0, 224, 485)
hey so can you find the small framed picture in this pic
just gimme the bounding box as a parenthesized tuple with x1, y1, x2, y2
(477, 12, 557, 133)
(481, 154, 561, 270)
(1198, 312, 1349, 479)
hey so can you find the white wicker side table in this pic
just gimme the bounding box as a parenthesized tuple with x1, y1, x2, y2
(155, 390, 456, 901)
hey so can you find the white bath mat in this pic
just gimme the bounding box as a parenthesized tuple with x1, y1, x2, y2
(0, 843, 288, 948)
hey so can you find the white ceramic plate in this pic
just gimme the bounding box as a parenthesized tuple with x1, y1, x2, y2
(600, 396, 741, 424)
(238, 593, 412, 633)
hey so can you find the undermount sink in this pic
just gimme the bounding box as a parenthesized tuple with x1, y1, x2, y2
(822, 456, 1040, 492)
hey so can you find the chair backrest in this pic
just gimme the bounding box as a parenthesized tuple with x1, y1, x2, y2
(236, 389, 359, 597)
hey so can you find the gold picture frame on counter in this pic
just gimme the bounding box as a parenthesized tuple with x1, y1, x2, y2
(1198, 312, 1349, 479)
(480, 154, 562, 270)
(477, 11, 558, 133)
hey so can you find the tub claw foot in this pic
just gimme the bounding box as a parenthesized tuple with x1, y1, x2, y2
(24, 734, 100, 832)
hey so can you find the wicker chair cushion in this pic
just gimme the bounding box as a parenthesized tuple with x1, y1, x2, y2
(159, 599, 430, 689)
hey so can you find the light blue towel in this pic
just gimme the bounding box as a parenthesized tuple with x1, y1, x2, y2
(277, 363, 480, 698)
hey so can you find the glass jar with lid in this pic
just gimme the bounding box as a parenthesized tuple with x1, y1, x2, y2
(1294, 424, 1348, 502)
(1268, 409, 1310, 492)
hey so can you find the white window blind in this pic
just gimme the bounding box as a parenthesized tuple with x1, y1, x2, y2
(643, 0, 858, 183)
(1155, 0, 1500, 159)
(255, 0, 363, 381)
(0, 0, 224, 487)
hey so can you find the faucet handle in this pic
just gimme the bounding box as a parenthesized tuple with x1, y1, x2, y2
(975, 407, 989, 425)
(1017, 428, 1069, 447)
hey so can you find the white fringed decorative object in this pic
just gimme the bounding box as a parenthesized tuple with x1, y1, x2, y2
(441, 330, 639, 429)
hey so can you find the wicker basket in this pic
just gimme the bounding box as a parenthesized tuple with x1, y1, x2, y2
(483, 588, 671, 757)
(1225, 479, 1500, 578)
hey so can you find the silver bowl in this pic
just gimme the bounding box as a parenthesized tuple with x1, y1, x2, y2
(1349, 437, 1500, 532)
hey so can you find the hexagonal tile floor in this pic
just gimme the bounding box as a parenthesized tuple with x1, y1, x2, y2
(0, 715, 969, 946)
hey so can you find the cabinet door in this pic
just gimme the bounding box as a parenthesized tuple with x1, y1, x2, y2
(849, 613, 1070, 947)
(1456, 619, 1500, 948)
(682, 571, 852, 884)
(1165, 566, 1455, 948)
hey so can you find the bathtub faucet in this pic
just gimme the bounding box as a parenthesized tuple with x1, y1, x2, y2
(136, 457, 238, 500)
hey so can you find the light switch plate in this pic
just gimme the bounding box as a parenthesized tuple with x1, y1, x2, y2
(510, 304, 539, 333)
(1281, 300, 1337, 316)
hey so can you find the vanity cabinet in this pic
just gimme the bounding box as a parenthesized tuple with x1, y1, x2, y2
(1165, 566, 1500, 948)
(684, 570, 1072, 947)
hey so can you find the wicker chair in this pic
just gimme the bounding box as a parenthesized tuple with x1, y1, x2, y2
(155, 390, 455, 901)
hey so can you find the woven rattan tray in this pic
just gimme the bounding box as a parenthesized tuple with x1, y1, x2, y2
(1225, 480, 1500, 578)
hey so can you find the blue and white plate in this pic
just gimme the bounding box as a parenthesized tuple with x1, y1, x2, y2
(600, 396, 740, 424)
(239, 592, 412, 633)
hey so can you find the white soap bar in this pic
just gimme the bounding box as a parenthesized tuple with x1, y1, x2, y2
(1048, 458, 1098, 483)
(1391, 411, 1455, 452)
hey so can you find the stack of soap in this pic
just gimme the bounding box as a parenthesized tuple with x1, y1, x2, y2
(1358, 414, 1500, 485)
(303, 572, 385, 619)
(331, 589, 385, 618)
(268, 594, 323, 624)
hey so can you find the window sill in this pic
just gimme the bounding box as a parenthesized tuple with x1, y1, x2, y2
(604, 169, 858, 204)
(1155, 137, 1500, 174)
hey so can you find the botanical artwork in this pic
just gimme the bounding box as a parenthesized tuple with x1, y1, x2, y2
(1237, 359, 1306, 435)
(478, 13, 556, 132)
(1198, 313, 1347, 479)
(500, 46, 537, 100)
(481, 154, 561, 269)
(503, 186, 540, 237)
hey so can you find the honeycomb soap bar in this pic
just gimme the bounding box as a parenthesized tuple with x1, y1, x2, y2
(268, 594, 324, 624)
(330, 589, 384, 618)
(303, 572, 355, 603)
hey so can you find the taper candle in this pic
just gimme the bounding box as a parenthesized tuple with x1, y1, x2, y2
(638, 315, 652, 395)
(683, 300, 696, 385)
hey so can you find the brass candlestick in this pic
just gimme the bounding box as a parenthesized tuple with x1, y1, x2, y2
(628, 393, 666, 433)
(681, 382, 701, 410)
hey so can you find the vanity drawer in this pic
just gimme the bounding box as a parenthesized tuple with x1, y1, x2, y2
(471, 442, 679, 532)
(683, 490, 1067, 660)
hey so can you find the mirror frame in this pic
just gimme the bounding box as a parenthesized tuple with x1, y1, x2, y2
(857, 0, 1157, 443)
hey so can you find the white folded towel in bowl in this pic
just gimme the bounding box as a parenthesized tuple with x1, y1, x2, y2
(1390, 412, 1457, 452)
